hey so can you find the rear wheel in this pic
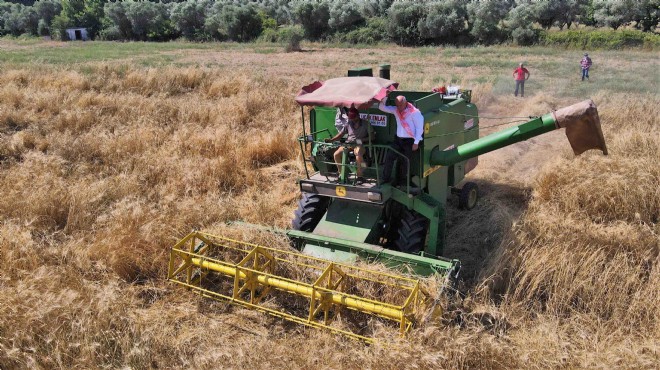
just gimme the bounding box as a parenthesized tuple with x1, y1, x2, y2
(292, 193, 330, 232)
(394, 208, 428, 253)
(458, 182, 478, 210)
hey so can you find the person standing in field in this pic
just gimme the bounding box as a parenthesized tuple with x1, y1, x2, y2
(581, 53, 592, 81)
(513, 62, 530, 97)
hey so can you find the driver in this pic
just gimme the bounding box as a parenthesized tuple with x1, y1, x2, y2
(325, 107, 371, 181)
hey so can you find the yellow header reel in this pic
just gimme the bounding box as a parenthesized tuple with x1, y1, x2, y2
(167, 231, 439, 343)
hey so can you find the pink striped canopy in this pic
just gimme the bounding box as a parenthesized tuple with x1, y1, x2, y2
(295, 77, 398, 109)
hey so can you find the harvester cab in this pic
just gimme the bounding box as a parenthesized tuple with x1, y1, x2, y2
(167, 65, 607, 342)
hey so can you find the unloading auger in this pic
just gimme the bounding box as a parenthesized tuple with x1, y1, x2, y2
(168, 66, 607, 342)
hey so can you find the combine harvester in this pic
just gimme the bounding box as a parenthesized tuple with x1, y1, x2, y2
(168, 66, 608, 342)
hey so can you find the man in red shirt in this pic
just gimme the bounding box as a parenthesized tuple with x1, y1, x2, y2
(513, 63, 530, 97)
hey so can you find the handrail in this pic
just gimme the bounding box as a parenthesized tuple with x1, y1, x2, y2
(298, 138, 413, 191)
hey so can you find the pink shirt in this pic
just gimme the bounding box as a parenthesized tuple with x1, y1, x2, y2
(514, 67, 529, 81)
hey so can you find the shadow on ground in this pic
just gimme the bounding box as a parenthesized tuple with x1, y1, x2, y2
(443, 179, 531, 288)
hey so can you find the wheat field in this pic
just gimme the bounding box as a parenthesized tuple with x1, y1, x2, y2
(0, 40, 658, 369)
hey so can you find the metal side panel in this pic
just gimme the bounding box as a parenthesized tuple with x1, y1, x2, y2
(302, 244, 359, 264)
(312, 198, 383, 242)
(288, 229, 460, 276)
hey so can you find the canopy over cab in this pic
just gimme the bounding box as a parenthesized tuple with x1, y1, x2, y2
(295, 77, 399, 109)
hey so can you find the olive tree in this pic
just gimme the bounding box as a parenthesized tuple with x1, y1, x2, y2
(294, 1, 330, 40)
(506, 1, 539, 45)
(418, 0, 469, 45)
(386, 2, 424, 46)
(467, 0, 513, 44)
(170, 0, 209, 40)
(328, 1, 364, 33)
(104, 1, 133, 39)
(592, 0, 640, 30)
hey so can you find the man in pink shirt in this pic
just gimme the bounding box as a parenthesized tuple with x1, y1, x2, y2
(513, 63, 530, 97)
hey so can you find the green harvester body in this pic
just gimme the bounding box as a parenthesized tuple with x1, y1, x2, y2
(288, 67, 607, 277)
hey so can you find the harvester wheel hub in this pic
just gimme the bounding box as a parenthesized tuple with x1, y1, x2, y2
(459, 182, 479, 210)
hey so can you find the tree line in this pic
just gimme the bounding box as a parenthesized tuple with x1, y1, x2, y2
(0, 0, 657, 45)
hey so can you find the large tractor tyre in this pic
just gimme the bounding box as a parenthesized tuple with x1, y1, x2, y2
(394, 208, 428, 254)
(382, 201, 403, 247)
(458, 182, 479, 210)
(292, 193, 330, 232)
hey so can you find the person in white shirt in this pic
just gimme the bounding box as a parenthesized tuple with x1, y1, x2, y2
(378, 95, 424, 185)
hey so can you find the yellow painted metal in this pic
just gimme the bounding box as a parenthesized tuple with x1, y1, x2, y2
(167, 231, 432, 343)
(191, 257, 405, 321)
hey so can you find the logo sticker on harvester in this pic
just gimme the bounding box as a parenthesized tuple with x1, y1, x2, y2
(423, 144, 456, 178)
(335, 186, 346, 197)
(424, 123, 430, 134)
(360, 113, 387, 127)
(464, 119, 474, 130)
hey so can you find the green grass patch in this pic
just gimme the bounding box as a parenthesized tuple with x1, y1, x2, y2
(0, 40, 221, 65)
(541, 29, 660, 50)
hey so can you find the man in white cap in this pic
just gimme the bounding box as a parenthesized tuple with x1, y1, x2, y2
(580, 53, 592, 81)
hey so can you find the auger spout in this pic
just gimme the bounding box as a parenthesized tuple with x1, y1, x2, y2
(430, 99, 608, 167)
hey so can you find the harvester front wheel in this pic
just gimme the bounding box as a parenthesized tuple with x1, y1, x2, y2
(292, 193, 330, 232)
(395, 208, 428, 253)
(458, 182, 478, 210)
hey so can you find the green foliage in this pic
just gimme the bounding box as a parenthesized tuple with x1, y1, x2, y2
(260, 28, 277, 42)
(170, 0, 209, 41)
(540, 29, 660, 50)
(259, 9, 277, 31)
(259, 0, 294, 25)
(203, 1, 227, 40)
(558, 0, 591, 30)
(221, 4, 262, 42)
(204, 2, 263, 41)
(37, 17, 48, 35)
(1, 3, 39, 36)
(335, 16, 386, 44)
(633, 0, 659, 32)
(511, 27, 541, 46)
(34, 0, 62, 27)
(467, 0, 513, 45)
(60, 0, 84, 23)
(0, 2, 11, 35)
(279, 24, 303, 52)
(3, 4, 24, 36)
(107, 0, 176, 41)
(418, 0, 469, 45)
(507, 2, 540, 45)
(259, 24, 303, 51)
(328, 2, 364, 33)
(98, 24, 122, 41)
(386, 2, 424, 46)
(50, 12, 70, 40)
(104, 1, 132, 40)
(359, 0, 394, 18)
(592, 0, 640, 30)
(6, 0, 656, 45)
(79, 0, 103, 38)
(294, 1, 330, 40)
(60, 0, 103, 38)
